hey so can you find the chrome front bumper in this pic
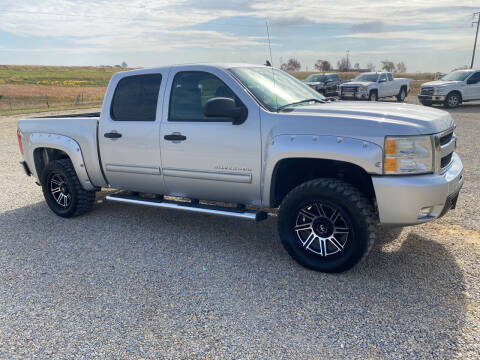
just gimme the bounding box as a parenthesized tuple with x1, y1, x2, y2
(372, 152, 464, 226)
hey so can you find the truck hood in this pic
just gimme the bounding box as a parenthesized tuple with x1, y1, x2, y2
(341, 81, 374, 87)
(274, 101, 453, 145)
(421, 80, 462, 87)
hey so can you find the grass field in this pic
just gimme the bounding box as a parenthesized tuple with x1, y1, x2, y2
(0, 65, 129, 115)
(0, 65, 435, 115)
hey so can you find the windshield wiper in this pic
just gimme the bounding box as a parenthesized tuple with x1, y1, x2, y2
(277, 98, 325, 111)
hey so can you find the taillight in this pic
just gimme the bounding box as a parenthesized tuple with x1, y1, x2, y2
(17, 129, 24, 155)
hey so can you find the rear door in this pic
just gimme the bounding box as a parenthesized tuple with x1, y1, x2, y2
(98, 70, 168, 193)
(160, 66, 262, 205)
(463, 71, 480, 100)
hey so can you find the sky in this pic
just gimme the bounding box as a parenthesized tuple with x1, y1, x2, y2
(0, 0, 478, 72)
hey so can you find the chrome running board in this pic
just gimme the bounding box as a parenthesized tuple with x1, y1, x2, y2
(106, 193, 268, 222)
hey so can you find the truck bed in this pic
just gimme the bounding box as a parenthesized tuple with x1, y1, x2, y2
(35, 112, 100, 119)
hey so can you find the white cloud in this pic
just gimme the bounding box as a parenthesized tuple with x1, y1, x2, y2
(0, 0, 477, 71)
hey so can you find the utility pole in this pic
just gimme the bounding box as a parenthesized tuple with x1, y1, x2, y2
(472, 12, 480, 69)
(346, 50, 350, 71)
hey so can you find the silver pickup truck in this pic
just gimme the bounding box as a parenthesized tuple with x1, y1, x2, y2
(17, 64, 463, 273)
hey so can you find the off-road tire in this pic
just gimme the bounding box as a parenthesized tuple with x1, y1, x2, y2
(396, 87, 407, 102)
(277, 178, 376, 273)
(41, 158, 96, 218)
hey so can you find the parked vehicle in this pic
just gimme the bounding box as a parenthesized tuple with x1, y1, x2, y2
(303, 73, 341, 96)
(418, 69, 480, 108)
(339, 72, 410, 102)
(17, 64, 463, 273)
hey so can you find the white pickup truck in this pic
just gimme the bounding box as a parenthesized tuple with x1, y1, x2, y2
(339, 72, 410, 102)
(17, 64, 463, 273)
(418, 69, 480, 108)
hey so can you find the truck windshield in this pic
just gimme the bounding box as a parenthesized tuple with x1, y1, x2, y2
(228, 67, 324, 111)
(353, 74, 379, 82)
(305, 74, 328, 82)
(442, 71, 472, 81)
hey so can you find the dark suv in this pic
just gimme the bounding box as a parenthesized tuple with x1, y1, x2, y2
(303, 73, 341, 97)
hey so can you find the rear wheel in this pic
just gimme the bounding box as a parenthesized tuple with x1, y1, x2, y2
(41, 158, 96, 218)
(278, 178, 376, 273)
(396, 87, 407, 102)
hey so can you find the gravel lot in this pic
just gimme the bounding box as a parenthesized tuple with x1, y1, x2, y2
(0, 97, 479, 359)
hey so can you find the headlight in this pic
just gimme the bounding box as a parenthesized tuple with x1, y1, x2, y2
(434, 86, 447, 95)
(360, 86, 368, 91)
(384, 135, 433, 174)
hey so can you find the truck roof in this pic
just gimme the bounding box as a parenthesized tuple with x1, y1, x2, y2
(119, 63, 269, 75)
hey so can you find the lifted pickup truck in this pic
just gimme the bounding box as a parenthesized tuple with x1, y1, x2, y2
(419, 69, 480, 108)
(17, 64, 463, 273)
(339, 72, 410, 102)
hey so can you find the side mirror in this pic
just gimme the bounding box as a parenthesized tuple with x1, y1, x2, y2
(379, 79, 387, 83)
(203, 97, 247, 125)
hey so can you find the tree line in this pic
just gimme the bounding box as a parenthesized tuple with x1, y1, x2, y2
(279, 58, 407, 73)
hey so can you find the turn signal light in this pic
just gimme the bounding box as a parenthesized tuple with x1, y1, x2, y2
(384, 158, 397, 172)
(385, 139, 397, 155)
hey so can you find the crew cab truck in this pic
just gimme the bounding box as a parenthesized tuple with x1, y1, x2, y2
(17, 64, 463, 273)
(339, 72, 410, 102)
(419, 69, 480, 108)
(303, 73, 341, 97)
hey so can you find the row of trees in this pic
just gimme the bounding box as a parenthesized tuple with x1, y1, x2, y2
(279, 58, 407, 73)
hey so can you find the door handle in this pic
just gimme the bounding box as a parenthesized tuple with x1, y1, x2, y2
(104, 131, 122, 139)
(164, 133, 187, 141)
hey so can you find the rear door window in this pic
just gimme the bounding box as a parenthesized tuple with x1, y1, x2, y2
(110, 74, 162, 121)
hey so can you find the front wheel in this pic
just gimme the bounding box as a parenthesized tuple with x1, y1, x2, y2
(369, 91, 378, 101)
(278, 179, 376, 273)
(41, 158, 96, 218)
(444, 92, 460, 108)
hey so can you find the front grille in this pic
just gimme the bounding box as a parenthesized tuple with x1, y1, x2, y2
(440, 132, 453, 146)
(421, 87, 434, 96)
(342, 86, 357, 93)
(438, 129, 455, 172)
(441, 153, 453, 168)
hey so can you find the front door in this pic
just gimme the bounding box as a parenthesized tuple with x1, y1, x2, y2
(160, 67, 262, 205)
(377, 73, 388, 97)
(98, 71, 167, 194)
(464, 71, 480, 100)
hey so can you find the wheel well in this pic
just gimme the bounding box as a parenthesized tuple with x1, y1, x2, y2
(270, 158, 375, 208)
(447, 90, 462, 101)
(33, 147, 70, 183)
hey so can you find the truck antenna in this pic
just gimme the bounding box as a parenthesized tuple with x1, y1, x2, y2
(265, 19, 278, 110)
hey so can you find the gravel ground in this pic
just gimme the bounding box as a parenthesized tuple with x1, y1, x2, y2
(0, 97, 479, 359)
